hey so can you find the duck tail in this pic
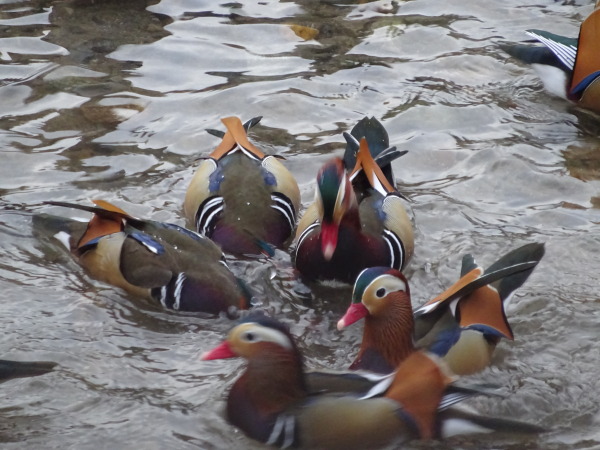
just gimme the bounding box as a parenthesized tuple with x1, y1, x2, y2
(484, 242, 545, 308)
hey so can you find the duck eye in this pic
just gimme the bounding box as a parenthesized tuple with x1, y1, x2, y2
(245, 332, 256, 342)
(376, 288, 386, 298)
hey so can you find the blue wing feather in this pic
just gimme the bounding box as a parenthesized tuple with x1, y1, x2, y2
(129, 232, 165, 255)
(427, 328, 461, 358)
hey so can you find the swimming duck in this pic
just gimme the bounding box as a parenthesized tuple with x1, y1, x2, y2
(184, 116, 300, 256)
(202, 313, 543, 449)
(501, 5, 600, 113)
(338, 243, 544, 375)
(293, 117, 414, 283)
(34, 200, 251, 314)
(0, 359, 56, 382)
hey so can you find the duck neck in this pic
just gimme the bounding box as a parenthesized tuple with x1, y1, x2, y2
(338, 201, 361, 233)
(360, 293, 415, 370)
(232, 344, 306, 417)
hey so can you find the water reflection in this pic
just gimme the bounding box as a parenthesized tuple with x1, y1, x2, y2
(563, 144, 600, 181)
(1, 0, 171, 192)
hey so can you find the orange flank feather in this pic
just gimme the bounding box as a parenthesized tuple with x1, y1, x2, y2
(76, 199, 131, 248)
(77, 214, 123, 249)
(385, 352, 453, 439)
(420, 267, 484, 309)
(571, 9, 600, 92)
(458, 285, 514, 340)
(353, 138, 396, 193)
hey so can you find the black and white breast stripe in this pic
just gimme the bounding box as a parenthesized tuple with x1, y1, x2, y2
(382, 229, 405, 270)
(266, 414, 297, 449)
(196, 196, 224, 236)
(271, 192, 296, 232)
(152, 272, 187, 310)
(197, 193, 295, 237)
(295, 221, 320, 254)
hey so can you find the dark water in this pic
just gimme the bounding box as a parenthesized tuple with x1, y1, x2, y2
(1, 0, 600, 448)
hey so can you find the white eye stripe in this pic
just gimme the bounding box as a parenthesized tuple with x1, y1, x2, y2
(238, 323, 293, 350)
(295, 222, 319, 251)
(367, 275, 407, 299)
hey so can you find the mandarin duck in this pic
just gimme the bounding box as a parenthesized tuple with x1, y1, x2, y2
(501, 4, 600, 113)
(202, 313, 543, 449)
(184, 116, 300, 256)
(293, 117, 414, 283)
(33, 200, 251, 314)
(0, 359, 56, 382)
(338, 243, 544, 375)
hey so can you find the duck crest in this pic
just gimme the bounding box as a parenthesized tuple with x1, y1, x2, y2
(318, 158, 352, 223)
(385, 352, 453, 439)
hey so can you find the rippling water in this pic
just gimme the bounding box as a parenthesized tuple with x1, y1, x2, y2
(1, 0, 600, 448)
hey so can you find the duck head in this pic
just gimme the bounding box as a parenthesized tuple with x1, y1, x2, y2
(315, 158, 357, 261)
(338, 267, 415, 373)
(202, 313, 300, 362)
(338, 267, 412, 329)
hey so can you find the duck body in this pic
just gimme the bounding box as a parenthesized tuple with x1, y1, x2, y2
(293, 117, 414, 284)
(338, 243, 545, 376)
(34, 200, 251, 314)
(184, 116, 300, 256)
(294, 204, 397, 283)
(414, 242, 545, 375)
(202, 313, 542, 449)
(502, 6, 600, 113)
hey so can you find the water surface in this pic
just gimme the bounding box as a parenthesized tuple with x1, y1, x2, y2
(1, 0, 600, 448)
